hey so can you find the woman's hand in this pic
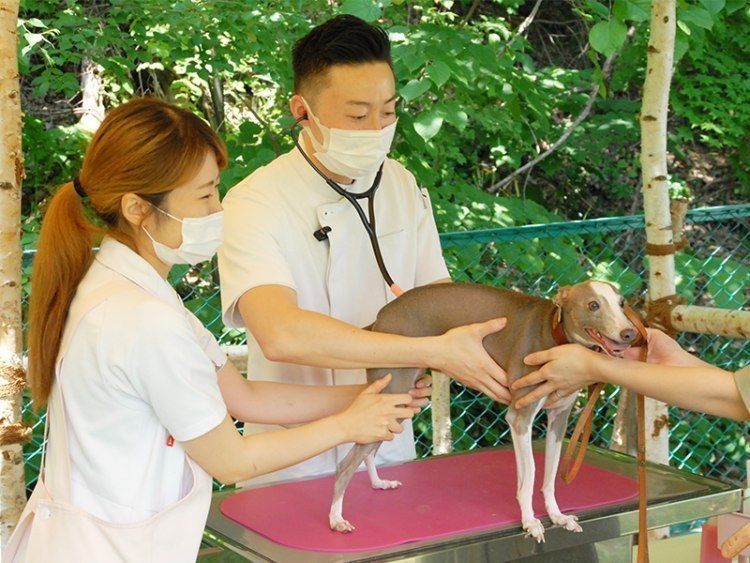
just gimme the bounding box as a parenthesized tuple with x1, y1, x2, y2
(407, 373, 432, 412)
(512, 344, 610, 409)
(623, 328, 706, 368)
(432, 318, 511, 404)
(336, 374, 416, 444)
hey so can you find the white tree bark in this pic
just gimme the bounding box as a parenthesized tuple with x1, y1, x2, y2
(0, 0, 29, 544)
(637, 0, 676, 468)
(77, 56, 105, 133)
(637, 0, 677, 541)
(671, 306, 750, 339)
(430, 371, 453, 455)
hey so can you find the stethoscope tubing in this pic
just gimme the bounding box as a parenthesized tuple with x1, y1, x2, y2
(290, 117, 403, 296)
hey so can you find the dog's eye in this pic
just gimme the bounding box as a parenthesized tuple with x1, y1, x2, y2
(588, 301, 600, 311)
(619, 298, 625, 308)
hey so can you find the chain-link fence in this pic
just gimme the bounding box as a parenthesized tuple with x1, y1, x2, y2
(20, 204, 749, 494)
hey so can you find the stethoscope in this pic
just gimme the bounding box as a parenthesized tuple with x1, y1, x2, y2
(289, 115, 404, 297)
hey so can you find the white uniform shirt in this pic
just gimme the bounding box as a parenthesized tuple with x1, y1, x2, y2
(218, 147, 449, 485)
(46, 237, 228, 523)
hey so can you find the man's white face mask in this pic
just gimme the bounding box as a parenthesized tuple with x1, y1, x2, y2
(143, 206, 224, 266)
(302, 99, 397, 180)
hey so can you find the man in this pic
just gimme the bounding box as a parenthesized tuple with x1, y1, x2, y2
(219, 15, 509, 485)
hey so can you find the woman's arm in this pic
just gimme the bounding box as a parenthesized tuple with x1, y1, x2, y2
(217, 360, 431, 425)
(512, 329, 748, 421)
(183, 374, 417, 484)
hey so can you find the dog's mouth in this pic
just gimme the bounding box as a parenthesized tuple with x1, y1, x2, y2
(584, 328, 631, 357)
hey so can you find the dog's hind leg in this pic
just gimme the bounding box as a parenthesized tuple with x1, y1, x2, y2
(542, 398, 582, 533)
(507, 400, 546, 543)
(329, 442, 380, 532)
(364, 445, 402, 490)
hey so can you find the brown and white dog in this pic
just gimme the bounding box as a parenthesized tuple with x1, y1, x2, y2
(329, 280, 639, 541)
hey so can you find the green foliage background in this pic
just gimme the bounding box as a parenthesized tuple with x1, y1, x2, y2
(17, 0, 750, 247)
(15, 0, 749, 489)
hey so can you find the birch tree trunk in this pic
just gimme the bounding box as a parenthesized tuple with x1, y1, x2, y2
(0, 0, 29, 544)
(77, 56, 105, 133)
(430, 371, 453, 455)
(637, 0, 677, 541)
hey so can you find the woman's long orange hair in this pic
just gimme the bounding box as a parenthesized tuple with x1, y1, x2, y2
(27, 98, 227, 407)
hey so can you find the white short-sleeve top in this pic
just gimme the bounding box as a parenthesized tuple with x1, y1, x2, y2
(45, 237, 228, 523)
(218, 147, 449, 485)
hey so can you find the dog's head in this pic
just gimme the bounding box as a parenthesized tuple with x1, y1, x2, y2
(553, 280, 639, 356)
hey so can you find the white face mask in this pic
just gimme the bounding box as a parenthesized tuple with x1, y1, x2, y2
(143, 207, 224, 266)
(302, 100, 397, 179)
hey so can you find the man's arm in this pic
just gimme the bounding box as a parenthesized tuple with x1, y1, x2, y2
(238, 284, 512, 403)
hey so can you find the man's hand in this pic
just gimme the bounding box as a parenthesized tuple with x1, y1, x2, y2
(433, 318, 511, 404)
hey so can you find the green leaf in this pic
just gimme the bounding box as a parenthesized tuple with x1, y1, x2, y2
(699, 0, 726, 15)
(413, 110, 444, 142)
(679, 5, 715, 30)
(400, 78, 431, 102)
(674, 32, 690, 60)
(23, 18, 47, 29)
(438, 102, 469, 131)
(589, 18, 628, 56)
(339, 0, 388, 22)
(426, 60, 451, 87)
(613, 0, 651, 22)
(586, 1, 612, 20)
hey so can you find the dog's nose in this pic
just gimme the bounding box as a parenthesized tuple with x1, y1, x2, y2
(620, 328, 637, 343)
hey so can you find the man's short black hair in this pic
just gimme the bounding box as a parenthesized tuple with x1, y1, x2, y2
(292, 15, 392, 95)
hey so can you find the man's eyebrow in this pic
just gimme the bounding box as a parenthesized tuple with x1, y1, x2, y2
(345, 95, 398, 107)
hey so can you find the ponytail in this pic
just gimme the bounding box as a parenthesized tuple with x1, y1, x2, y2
(27, 182, 102, 407)
(26, 97, 226, 408)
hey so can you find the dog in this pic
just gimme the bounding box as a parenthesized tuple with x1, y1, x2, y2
(328, 280, 639, 542)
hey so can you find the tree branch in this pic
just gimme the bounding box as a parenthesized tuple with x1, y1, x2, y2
(487, 30, 631, 195)
(459, 0, 480, 28)
(497, 0, 543, 59)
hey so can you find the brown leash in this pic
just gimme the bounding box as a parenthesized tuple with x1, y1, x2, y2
(556, 303, 650, 563)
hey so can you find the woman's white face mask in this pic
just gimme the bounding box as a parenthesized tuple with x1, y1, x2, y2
(302, 99, 397, 179)
(143, 207, 224, 266)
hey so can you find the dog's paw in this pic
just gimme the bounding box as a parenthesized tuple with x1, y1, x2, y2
(329, 516, 356, 533)
(371, 478, 402, 490)
(550, 512, 582, 533)
(522, 518, 546, 543)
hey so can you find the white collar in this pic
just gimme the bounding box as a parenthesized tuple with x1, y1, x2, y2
(94, 237, 183, 308)
(290, 145, 382, 198)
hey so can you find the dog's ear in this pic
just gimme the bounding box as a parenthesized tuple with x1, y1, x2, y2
(553, 285, 572, 308)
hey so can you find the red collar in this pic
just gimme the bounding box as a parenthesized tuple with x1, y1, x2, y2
(551, 307, 568, 345)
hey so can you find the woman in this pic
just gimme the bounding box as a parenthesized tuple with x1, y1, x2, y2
(12, 97, 429, 561)
(512, 327, 749, 421)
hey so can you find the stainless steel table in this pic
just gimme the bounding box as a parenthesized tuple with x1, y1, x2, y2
(199, 444, 741, 562)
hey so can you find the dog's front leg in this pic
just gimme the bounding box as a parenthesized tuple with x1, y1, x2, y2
(507, 400, 545, 542)
(543, 397, 583, 533)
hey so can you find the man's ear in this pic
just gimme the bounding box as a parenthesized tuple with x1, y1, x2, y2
(120, 193, 152, 229)
(289, 94, 309, 124)
(552, 285, 572, 308)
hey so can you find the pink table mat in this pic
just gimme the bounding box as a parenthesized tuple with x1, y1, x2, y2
(220, 449, 638, 553)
